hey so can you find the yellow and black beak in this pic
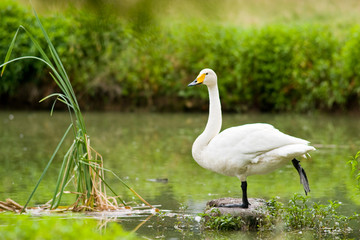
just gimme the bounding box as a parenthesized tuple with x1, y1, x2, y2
(188, 73, 206, 87)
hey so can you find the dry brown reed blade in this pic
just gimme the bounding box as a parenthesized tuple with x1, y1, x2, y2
(83, 136, 123, 211)
(0, 199, 25, 213)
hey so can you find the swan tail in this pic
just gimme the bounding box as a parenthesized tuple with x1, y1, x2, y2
(292, 158, 310, 195)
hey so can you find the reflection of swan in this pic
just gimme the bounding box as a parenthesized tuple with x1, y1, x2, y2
(188, 69, 315, 208)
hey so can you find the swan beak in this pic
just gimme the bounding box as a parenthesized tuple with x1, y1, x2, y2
(188, 73, 205, 87)
(188, 79, 200, 87)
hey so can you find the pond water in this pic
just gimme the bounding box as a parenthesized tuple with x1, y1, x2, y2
(1, 111, 360, 238)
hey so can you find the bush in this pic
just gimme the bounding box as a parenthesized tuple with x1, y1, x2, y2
(2, 1, 360, 112)
(340, 26, 360, 106)
(175, 24, 340, 112)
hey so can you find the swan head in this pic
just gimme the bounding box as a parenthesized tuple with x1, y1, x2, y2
(188, 68, 217, 87)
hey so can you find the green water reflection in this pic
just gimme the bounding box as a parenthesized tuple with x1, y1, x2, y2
(0, 111, 359, 238)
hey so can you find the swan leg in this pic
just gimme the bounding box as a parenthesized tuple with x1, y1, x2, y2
(220, 181, 249, 208)
(292, 158, 310, 195)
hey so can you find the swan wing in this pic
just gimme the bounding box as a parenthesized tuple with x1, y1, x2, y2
(206, 123, 312, 162)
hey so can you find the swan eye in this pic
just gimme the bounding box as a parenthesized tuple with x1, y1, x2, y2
(205, 73, 209, 75)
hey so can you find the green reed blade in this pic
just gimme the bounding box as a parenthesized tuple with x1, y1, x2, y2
(31, 7, 67, 80)
(50, 144, 72, 208)
(53, 154, 75, 209)
(21, 123, 73, 213)
(47, 47, 76, 108)
(0, 56, 66, 95)
(32, 7, 80, 114)
(48, 37, 68, 84)
(48, 46, 74, 98)
(48, 72, 66, 95)
(9, 25, 73, 106)
(40, 93, 74, 111)
(83, 161, 92, 200)
(1, 28, 20, 76)
(1, 25, 53, 77)
(50, 98, 58, 116)
(18, 25, 52, 65)
(51, 141, 76, 209)
(1, 56, 48, 70)
(74, 141, 85, 203)
(84, 147, 93, 201)
(29, 9, 81, 131)
(39, 93, 65, 103)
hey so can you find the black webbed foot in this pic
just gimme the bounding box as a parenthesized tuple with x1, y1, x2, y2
(292, 158, 310, 195)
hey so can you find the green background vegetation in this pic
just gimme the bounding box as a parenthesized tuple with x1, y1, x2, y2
(2, 0, 360, 112)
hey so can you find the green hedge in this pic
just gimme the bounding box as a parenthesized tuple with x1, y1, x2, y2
(1, 1, 360, 112)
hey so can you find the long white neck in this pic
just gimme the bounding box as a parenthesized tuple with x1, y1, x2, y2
(192, 84, 222, 165)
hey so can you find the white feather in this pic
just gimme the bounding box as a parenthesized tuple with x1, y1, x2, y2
(190, 69, 316, 182)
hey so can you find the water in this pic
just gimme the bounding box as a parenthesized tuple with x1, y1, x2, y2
(1, 111, 360, 238)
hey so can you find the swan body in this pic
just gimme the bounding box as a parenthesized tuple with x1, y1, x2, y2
(188, 68, 315, 208)
(196, 123, 314, 180)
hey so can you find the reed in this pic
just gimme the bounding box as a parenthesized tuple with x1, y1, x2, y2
(0, 7, 153, 212)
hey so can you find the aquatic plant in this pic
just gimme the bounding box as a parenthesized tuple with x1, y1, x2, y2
(0, 7, 152, 212)
(201, 208, 246, 231)
(348, 151, 360, 192)
(201, 194, 359, 237)
(174, 203, 197, 238)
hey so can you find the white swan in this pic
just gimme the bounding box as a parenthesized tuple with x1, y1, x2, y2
(188, 68, 315, 208)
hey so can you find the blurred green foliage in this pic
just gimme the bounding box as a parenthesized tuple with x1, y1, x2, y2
(0, 212, 137, 239)
(2, 1, 360, 112)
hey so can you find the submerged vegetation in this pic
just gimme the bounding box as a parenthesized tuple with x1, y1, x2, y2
(201, 194, 359, 238)
(0, 7, 152, 211)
